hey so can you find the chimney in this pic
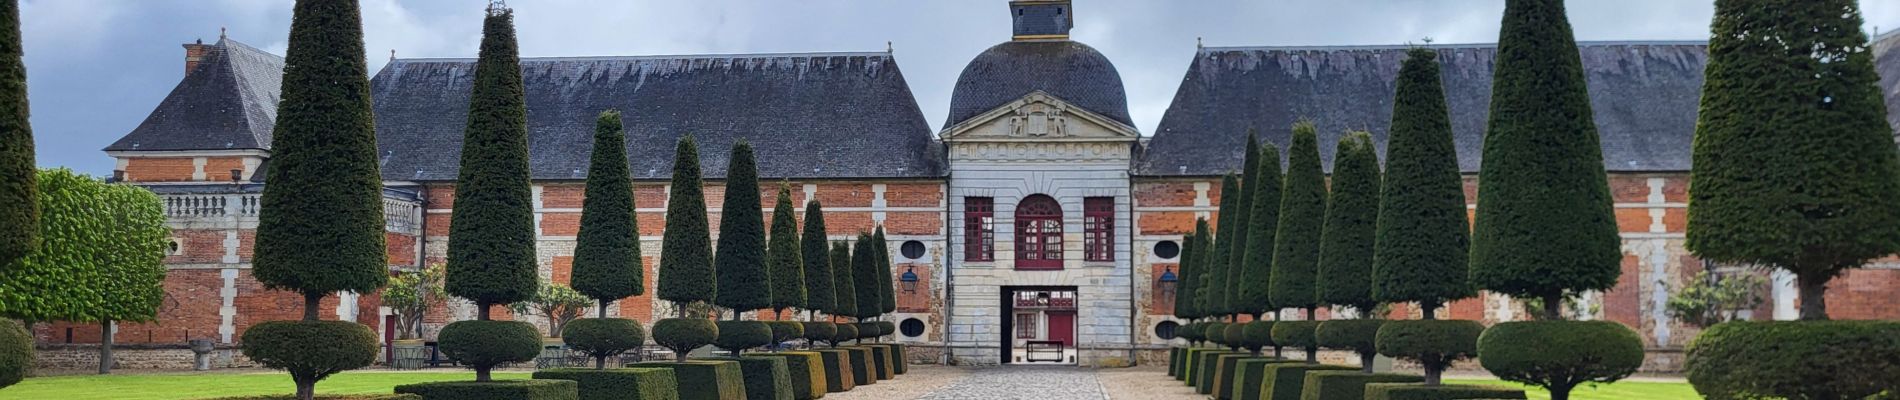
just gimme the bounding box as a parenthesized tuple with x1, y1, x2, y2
(1010, 0, 1072, 41)
(182, 38, 212, 76)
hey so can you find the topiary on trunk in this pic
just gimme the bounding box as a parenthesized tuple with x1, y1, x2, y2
(1173, 229, 1204, 321)
(242, 321, 380, 400)
(658, 136, 714, 311)
(1269, 122, 1326, 318)
(767, 184, 805, 319)
(1317, 132, 1380, 314)
(800, 200, 833, 322)
(1207, 174, 1241, 318)
(1237, 141, 1282, 319)
(1686, 0, 1900, 321)
(850, 233, 881, 320)
(714, 320, 772, 355)
(571, 110, 641, 319)
(1223, 135, 1258, 319)
(830, 241, 857, 321)
(874, 227, 896, 316)
(562, 318, 646, 369)
(653, 318, 718, 362)
(1373, 48, 1475, 319)
(714, 141, 771, 318)
(0, 0, 36, 266)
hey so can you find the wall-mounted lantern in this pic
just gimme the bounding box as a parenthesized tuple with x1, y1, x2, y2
(1157, 266, 1178, 311)
(900, 266, 919, 294)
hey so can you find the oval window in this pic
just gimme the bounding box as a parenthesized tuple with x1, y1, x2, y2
(1154, 321, 1180, 340)
(900, 318, 926, 337)
(1153, 240, 1180, 260)
(901, 240, 926, 259)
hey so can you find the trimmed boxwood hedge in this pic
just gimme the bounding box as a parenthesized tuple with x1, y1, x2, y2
(1376, 320, 1481, 366)
(1362, 383, 1525, 400)
(1204, 322, 1230, 347)
(1168, 348, 1184, 377)
(1195, 350, 1241, 394)
(1259, 364, 1356, 400)
(1272, 321, 1320, 349)
(533, 368, 678, 400)
(801, 322, 836, 344)
(831, 324, 858, 347)
(813, 349, 857, 393)
(393, 379, 579, 400)
(199, 396, 422, 400)
(714, 356, 792, 400)
(1233, 358, 1299, 400)
(766, 321, 805, 348)
(1, 320, 33, 388)
(1213, 354, 1264, 399)
(841, 346, 877, 386)
(1316, 320, 1384, 371)
(1299, 371, 1423, 400)
(1685, 321, 1900, 400)
(241, 321, 380, 391)
(1478, 320, 1643, 396)
(886, 344, 907, 374)
(713, 320, 773, 354)
(652, 319, 717, 361)
(1224, 324, 1246, 351)
(561, 318, 646, 369)
(630, 360, 746, 400)
(749, 352, 827, 400)
(863, 345, 894, 380)
(1241, 321, 1276, 355)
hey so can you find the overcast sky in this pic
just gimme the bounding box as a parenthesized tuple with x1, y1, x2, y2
(21, 0, 1900, 174)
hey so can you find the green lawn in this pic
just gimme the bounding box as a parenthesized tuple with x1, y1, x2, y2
(1447, 379, 1700, 400)
(0, 371, 533, 400)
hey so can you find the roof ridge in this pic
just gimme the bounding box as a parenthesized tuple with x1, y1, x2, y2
(1202, 39, 1707, 53)
(391, 51, 891, 63)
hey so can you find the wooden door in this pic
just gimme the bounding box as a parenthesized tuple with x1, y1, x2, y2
(1046, 311, 1075, 347)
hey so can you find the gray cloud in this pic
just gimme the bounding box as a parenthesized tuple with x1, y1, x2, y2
(21, 0, 1899, 174)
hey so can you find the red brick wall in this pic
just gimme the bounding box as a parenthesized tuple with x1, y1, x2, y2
(814, 183, 875, 208)
(202, 157, 246, 182)
(1137, 212, 1195, 235)
(884, 212, 941, 235)
(1826, 269, 1900, 320)
(1604, 254, 1643, 330)
(33, 269, 226, 344)
(123, 158, 196, 182)
(883, 183, 941, 207)
(1133, 182, 1198, 207)
(896, 262, 932, 313)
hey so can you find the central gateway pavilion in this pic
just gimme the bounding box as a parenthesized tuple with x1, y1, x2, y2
(64, 0, 1900, 370)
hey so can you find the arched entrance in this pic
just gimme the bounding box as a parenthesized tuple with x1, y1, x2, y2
(1014, 194, 1063, 270)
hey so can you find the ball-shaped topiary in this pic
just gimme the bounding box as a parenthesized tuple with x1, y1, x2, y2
(1317, 319, 1385, 372)
(1240, 321, 1276, 354)
(562, 318, 645, 368)
(0, 320, 33, 388)
(436, 320, 541, 369)
(855, 322, 882, 339)
(875, 321, 896, 338)
(1479, 321, 1644, 397)
(802, 322, 836, 343)
(1378, 320, 1482, 384)
(1178, 322, 1204, 343)
(1686, 321, 1900, 400)
(714, 320, 773, 353)
(766, 321, 805, 347)
(831, 324, 859, 345)
(652, 318, 718, 361)
(1203, 322, 1229, 346)
(242, 321, 380, 391)
(1271, 321, 1320, 349)
(1223, 324, 1246, 350)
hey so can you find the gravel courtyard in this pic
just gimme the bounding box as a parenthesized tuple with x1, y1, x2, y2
(824, 365, 1197, 400)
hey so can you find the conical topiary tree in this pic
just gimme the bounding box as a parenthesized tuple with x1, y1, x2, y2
(801, 201, 834, 320)
(767, 183, 806, 320)
(654, 136, 714, 362)
(714, 141, 771, 320)
(851, 233, 881, 322)
(1686, 0, 1900, 321)
(0, 0, 34, 266)
(1269, 122, 1326, 319)
(440, 4, 541, 382)
(1173, 228, 1203, 321)
(571, 110, 641, 317)
(1223, 135, 1257, 320)
(875, 226, 896, 318)
(1373, 48, 1476, 319)
(830, 240, 857, 324)
(1195, 221, 1218, 319)
(1317, 132, 1380, 315)
(1471, 1, 1642, 398)
(1237, 141, 1283, 319)
(1208, 174, 1241, 319)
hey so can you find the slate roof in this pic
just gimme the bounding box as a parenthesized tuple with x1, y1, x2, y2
(370, 52, 942, 182)
(106, 39, 283, 152)
(946, 40, 1132, 129)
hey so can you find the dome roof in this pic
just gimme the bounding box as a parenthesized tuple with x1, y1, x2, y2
(945, 40, 1132, 129)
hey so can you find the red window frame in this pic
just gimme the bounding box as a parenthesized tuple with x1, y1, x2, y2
(1015, 194, 1064, 270)
(1083, 197, 1114, 262)
(964, 197, 995, 261)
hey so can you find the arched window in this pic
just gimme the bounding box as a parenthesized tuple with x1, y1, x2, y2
(1015, 194, 1064, 270)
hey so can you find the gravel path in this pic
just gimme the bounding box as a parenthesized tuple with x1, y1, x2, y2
(823, 364, 1199, 400)
(820, 365, 968, 400)
(918, 365, 1108, 400)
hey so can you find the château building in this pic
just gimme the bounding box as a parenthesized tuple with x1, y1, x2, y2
(43, 1, 1900, 370)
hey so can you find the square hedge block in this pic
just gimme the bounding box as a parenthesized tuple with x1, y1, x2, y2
(1258, 364, 1357, 400)
(1232, 358, 1300, 400)
(709, 356, 792, 400)
(533, 368, 680, 400)
(814, 349, 857, 393)
(393, 379, 579, 400)
(1168, 348, 1184, 377)
(630, 360, 747, 400)
(1213, 354, 1268, 400)
(749, 352, 828, 400)
(871, 344, 906, 375)
(1195, 351, 1243, 394)
(860, 346, 894, 380)
(1181, 348, 1221, 383)
(1363, 383, 1528, 400)
(1299, 371, 1423, 400)
(841, 347, 878, 386)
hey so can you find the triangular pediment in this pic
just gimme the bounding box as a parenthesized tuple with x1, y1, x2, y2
(940, 91, 1139, 142)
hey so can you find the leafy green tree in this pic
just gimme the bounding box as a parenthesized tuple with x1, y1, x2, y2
(441, 6, 540, 382)
(851, 233, 881, 320)
(800, 200, 834, 321)
(446, 5, 537, 319)
(1317, 132, 1381, 314)
(875, 226, 896, 316)
(714, 141, 770, 318)
(93, 182, 169, 374)
(1373, 48, 1475, 319)
(1223, 135, 1258, 318)
(831, 241, 857, 320)
(571, 110, 641, 318)
(1208, 174, 1241, 318)
(658, 136, 714, 313)
(1237, 142, 1283, 318)
(0, 0, 35, 266)
(385, 264, 446, 340)
(1664, 271, 1766, 329)
(1687, 0, 1900, 321)
(1270, 122, 1327, 317)
(1468, 0, 1622, 321)
(507, 281, 592, 338)
(768, 183, 806, 319)
(253, 0, 388, 321)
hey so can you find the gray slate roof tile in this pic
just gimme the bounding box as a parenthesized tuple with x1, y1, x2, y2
(947, 41, 1131, 129)
(105, 39, 282, 152)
